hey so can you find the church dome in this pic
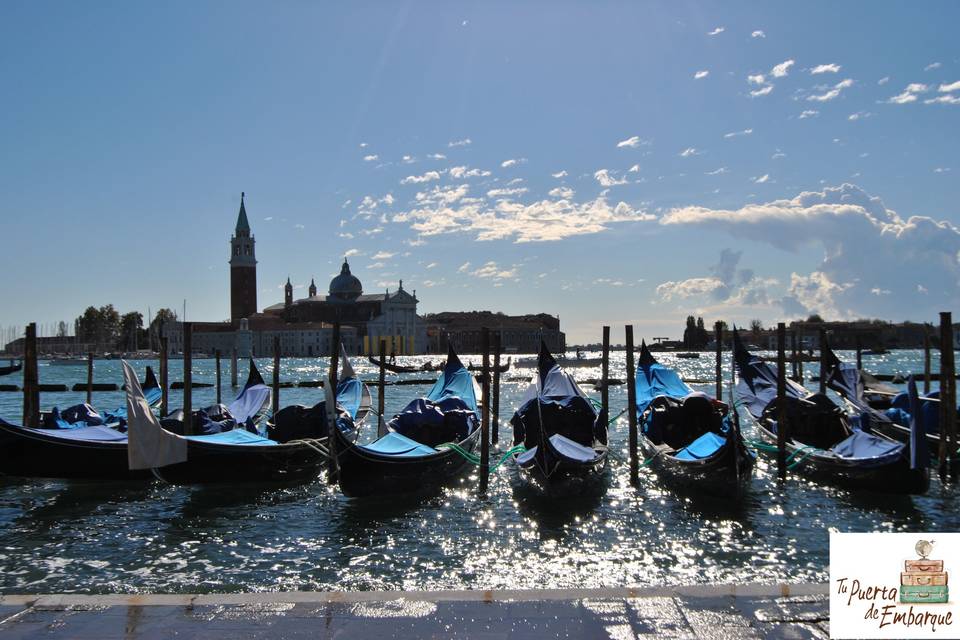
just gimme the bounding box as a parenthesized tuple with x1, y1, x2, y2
(329, 259, 363, 301)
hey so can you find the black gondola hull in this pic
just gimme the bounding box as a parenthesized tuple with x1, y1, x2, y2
(754, 420, 929, 494)
(333, 427, 481, 498)
(513, 446, 609, 498)
(640, 434, 754, 499)
(152, 440, 325, 485)
(0, 422, 149, 480)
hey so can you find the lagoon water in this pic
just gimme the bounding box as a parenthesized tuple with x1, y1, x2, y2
(0, 350, 956, 593)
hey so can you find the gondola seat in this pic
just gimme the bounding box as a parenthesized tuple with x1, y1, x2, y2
(674, 431, 727, 461)
(389, 397, 477, 448)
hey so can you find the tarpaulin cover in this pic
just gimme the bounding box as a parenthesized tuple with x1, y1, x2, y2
(185, 430, 277, 446)
(635, 358, 694, 414)
(364, 431, 437, 457)
(673, 431, 727, 461)
(227, 359, 271, 424)
(122, 361, 188, 470)
(733, 331, 809, 419)
(830, 430, 904, 460)
(425, 347, 479, 413)
(886, 391, 943, 434)
(3, 420, 128, 443)
(337, 377, 364, 420)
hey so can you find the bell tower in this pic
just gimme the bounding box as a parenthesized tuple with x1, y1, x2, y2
(284, 277, 293, 308)
(230, 192, 258, 322)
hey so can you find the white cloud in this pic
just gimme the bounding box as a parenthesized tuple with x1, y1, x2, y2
(934, 167, 951, 173)
(427, 153, 447, 160)
(457, 262, 471, 273)
(501, 158, 526, 168)
(449, 165, 491, 179)
(679, 147, 701, 157)
(752, 174, 770, 184)
(878, 76, 890, 85)
(371, 251, 395, 260)
(925, 62, 942, 72)
(750, 85, 774, 97)
(659, 183, 960, 318)
(425, 262, 438, 269)
(401, 155, 415, 164)
(413, 184, 470, 207)
(359, 142, 368, 148)
(628, 164, 641, 173)
(799, 109, 819, 119)
(391, 193, 655, 243)
(487, 187, 529, 198)
(344, 248, 361, 257)
(616, 135, 648, 148)
(939, 81, 960, 93)
(887, 83, 928, 104)
(808, 78, 854, 102)
(694, 70, 710, 79)
(811, 63, 841, 74)
(751, 30, 766, 38)
(708, 26, 725, 36)
(655, 249, 777, 311)
(747, 74, 766, 85)
(448, 138, 472, 147)
(549, 186, 575, 198)
(363, 154, 379, 162)
(772, 151, 786, 159)
(847, 111, 872, 121)
(771, 59, 795, 78)
(724, 128, 753, 138)
(706, 167, 728, 175)
(925, 94, 960, 105)
(470, 261, 518, 280)
(400, 171, 442, 185)
(551, 170, 568, 178)
(594, 169, 628, 186)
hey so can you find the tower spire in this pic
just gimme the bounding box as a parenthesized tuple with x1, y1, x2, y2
(235, 192, 250, 236)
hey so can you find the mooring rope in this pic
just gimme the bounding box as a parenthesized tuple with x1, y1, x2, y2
(435, 442, 527, 471)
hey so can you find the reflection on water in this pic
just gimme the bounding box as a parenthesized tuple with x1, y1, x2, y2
(0, 350, 956, 593)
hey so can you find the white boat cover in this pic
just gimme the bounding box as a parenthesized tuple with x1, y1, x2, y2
(122, 360, 188, 470)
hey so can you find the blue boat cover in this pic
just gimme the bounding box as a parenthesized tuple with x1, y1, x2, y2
(830, 430, 904, 459)
(425, 350, 479, 412)
(635, 362, 693, 414)
(364, 431, 437, 457)
(733, 332, 809, 418)
(546, 433, 598, 462)
(184, 430, 277, 446)
(674, 431, 727, 461)
(337, 377, 364, 420)
(12, 422, 128, 443)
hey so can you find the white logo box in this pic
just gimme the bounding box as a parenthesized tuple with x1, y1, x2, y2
(830, 532, 959, 639)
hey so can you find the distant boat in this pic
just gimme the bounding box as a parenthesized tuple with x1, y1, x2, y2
(367, 356, 441, 374)
(0, 361, 22, 376)
(467, 357, 511, 373)
(514, 355, 602, 368)
(636, 342, 753, 499)
(734, 331, 928, 495)
(46, 356, 86, 366)
(675, 352, 700, 359)
(510, 342, 608, 497)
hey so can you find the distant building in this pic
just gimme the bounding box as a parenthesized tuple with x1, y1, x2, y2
(423, 312, 565, 354)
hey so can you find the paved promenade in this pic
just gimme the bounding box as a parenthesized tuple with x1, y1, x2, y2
(0, 583, 829, 639)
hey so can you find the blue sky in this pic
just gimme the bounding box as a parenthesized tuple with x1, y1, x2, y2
(1, 1, 959, 344)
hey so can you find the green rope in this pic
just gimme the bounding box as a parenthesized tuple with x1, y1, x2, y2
(607, 407, 628, 426)
(435, 442, 527, 471)
(742, 438, 821, 470)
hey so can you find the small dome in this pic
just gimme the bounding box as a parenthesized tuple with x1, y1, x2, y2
(329, 259, 363, 301)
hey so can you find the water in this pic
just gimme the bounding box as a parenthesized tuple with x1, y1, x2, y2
(0, 350, 956, 594)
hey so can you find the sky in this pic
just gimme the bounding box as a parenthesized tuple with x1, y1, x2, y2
(1, 1, 959, 344)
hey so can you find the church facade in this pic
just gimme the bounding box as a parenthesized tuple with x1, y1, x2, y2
(189, 195, 426, 357)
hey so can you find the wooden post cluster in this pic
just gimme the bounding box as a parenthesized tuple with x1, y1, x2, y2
(231, 348, 238, 388)
(183, 322, 193, 436)
(272, 336, 281, 418)
(479, 327, 491, 496)
(21, 323, 39, 428)
(715, 321, 723, 400)
(601, 326, 610, 423)
(215, 350, 222, 405)
(85, 352, 94, 405)
(819, 327, 828, 395)
(777, 322, 788, 481)
(625, 325, 639, 486)
(159, 336, 169, 417)
(327, 323, 341, 484)
(492, 331, 501, 445)
(939, 312, 956, 483)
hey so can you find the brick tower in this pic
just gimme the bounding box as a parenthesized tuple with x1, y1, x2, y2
(230, 192, 258, 322)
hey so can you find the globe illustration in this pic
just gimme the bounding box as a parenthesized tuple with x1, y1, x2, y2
(915, 539, 934, 559)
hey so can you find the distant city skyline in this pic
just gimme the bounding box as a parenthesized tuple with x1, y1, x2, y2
(1, 2, 958, 344)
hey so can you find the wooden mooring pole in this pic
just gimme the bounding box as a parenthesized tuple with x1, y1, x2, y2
(378, 339, 386, 432)
(625, 325, 639, 486)
(231, 348, 238, 388)
(856, 337, 863, 372)
(601, 326, 610, 423)
(777, 322, 788, 481)
(924, 331, 932, 395)
(215, 350, 222, 406)
(22, 323, 39, 428)
(715, 322, 723, 399)
(159, 336, 169, 417)
(797, 333, 804, 383)
(492, 330, 501, 446)
(86, 352, 94, 405)
(327, 323, 341, 484)
(791, 330, 799, 382)
(183, 322, 193, 436)
(272, 336, 281, 418)
(818, 328, 828, 395)
(939, 312, 956, 482)
(479, 327, 491, 496)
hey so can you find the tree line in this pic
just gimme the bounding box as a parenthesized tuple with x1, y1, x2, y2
(73, 306, 179, 352)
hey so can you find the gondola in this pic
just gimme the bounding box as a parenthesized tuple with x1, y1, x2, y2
(140, 352, 369, 485)
(734, 331, 928, 494)
(367, 356, 441, 374)
(334, 345, 481, 498)
(510, 341, 608, 497)
(467, 357, 512, 373)
(40, 366, 163, 429)
(0, 361, 21, 376)
(822, 344, 943, 463)
(636, 342, 753, 498)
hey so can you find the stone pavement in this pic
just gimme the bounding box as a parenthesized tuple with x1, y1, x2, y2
(0, 583, 829, 639)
